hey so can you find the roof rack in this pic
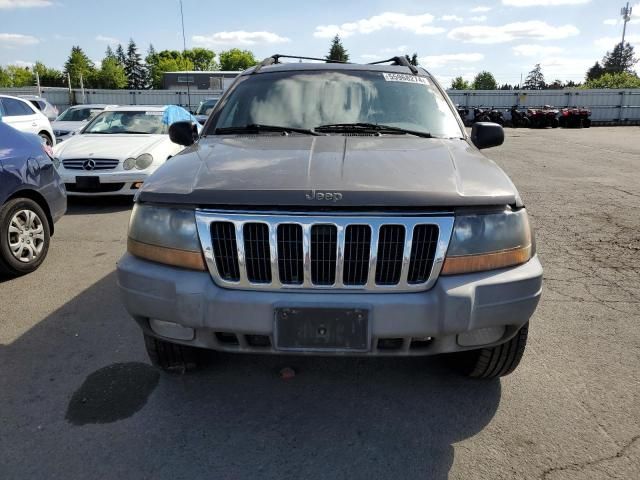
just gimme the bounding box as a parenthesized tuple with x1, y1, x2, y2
(252, 54, 351, 74)
(368, 56, 419, 75)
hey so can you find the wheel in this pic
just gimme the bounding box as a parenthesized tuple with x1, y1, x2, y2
(583, 118, 591, 128)
(0, 198, 51, 276)
(143, 334, 204, 373)
(551, 118, 559, 128)
(38, 132, 53, 147)
(521, 117, 530, 128)
(452, 323, 529, 378)
(558, 117, 567, 128)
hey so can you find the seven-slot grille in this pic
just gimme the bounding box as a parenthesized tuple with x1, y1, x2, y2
(197, 213, 453, 292)
(62, 158, 119, 170)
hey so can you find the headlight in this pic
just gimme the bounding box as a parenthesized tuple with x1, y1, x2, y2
(441, 208, 533, 275)
(135, 153, 153, 170)
(127, 203, 205, 270)
(52, 157, 61, 169)
(123, 157, 136, 170)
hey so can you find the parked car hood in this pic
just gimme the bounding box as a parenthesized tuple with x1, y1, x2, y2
(139, 135, 522, 208)
(51, 120, 86, 133)
(53, 134, 170, 159)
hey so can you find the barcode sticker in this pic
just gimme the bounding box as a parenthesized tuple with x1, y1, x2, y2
(382, 73, 429, 85)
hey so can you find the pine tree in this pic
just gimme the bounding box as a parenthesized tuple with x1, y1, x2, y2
(124, 39, 147, 89)
(523, 63, 545, 90)
(115, 44, 126, 67)
(145, 44, 157, 89)
(104, 46, 117, 62)
(64, 46, 96, 88)
(326, 35, 349, 63)
(602, 42, 638, 74)
(586, 61, 605, 81)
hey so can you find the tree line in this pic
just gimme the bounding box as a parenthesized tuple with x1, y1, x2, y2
(0, 39, 258, 89)
(451, 41, 639, 90)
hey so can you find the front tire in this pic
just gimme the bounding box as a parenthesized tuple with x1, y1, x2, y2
(453, 323, 529, 378)
(0, 198, 51, 276)
(38, 132, 53, 147)
(143, 334, 204, 373)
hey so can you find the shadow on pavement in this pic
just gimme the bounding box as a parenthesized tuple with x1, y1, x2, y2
(65, 196, 134, 215)
(0, 271, 501, 479)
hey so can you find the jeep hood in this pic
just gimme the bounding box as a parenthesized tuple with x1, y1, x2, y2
(138, 136, 522, 208)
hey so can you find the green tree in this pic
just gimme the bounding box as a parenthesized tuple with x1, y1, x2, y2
(151, 56, 194, 89)
(95, 57, 127, 89)
(523, 63, 545, 90)
(145, 44, 158, 89)
(584, 71, 640, 89)
(586, 61, 605, 81)
(184, 47, 216, 71)
(104, 45, 117, 62)
(547, 79, 564, 90)
(219, 48, 257, 71)
(472, 71, 497, 90)
(64, 46, 96, 87)
(0, 66, 11, 87)
(115, 44, 126, 66)
(124, 39, 147, 89)
(602, 41, 638, 74)
(34, 61, 65, 87)
(499, 83, 513, 90)
(326, 35, 349, 62)
(450, 76, 470, 89)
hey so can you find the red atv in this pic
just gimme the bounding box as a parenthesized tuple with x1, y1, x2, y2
(527, 105, 559, 128)
(559, 107, 591, 128)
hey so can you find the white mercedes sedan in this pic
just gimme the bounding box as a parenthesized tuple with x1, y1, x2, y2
(52, 105, 197, 196)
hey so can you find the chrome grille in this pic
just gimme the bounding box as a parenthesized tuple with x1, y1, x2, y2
(196, 211, 454, 292)
(62, 158, 119, 170)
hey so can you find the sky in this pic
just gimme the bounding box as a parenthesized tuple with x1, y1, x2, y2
(0, 0, 639, 86)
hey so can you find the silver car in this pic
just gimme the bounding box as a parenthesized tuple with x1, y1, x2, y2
(19, 95, 59, 121)
(117, 55, 542, 378)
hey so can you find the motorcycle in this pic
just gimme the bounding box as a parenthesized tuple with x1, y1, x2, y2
(456, 105, 471, 126)
(509, 106, 530, 128)
(558, 107, 592, 128)
(473, 107, 491, 123)
(488, 107, 505, 126)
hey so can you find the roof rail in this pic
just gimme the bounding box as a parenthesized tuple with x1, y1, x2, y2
(368, 56, 419, 75)
(252, 54, 351, 74)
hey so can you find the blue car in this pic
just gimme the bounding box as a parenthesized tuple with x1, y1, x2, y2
(0, 121, 66, 275)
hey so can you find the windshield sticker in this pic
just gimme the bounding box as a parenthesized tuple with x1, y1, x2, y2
(145, 111, 163, 116)
(382, 73, 429, 85)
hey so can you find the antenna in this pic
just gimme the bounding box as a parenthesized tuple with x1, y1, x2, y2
(179, 0, 191, 112)
(621, 2, 633, 45)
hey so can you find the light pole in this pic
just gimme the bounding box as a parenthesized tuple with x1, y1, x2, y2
(621, 2, 633, 45)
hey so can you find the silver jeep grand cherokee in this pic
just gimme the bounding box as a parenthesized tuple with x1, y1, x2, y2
(117, 55, 542, 378)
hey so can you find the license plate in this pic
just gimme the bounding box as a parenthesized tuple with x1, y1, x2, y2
(75, 176, 100, 190)
(275, 307, 369, 352)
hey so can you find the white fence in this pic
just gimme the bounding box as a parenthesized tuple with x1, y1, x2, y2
(2, 86, 639, 124)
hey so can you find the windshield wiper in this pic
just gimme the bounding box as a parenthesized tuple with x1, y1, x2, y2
(215, 124, 322, 136)
(315, 122, 432, 138)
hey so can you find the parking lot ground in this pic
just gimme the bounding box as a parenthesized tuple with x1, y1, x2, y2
(1, 127, 639, 479)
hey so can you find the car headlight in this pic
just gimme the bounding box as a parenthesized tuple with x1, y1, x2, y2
(135, 153, 153, 170)
(441, 208, 534, 275)
(127, 203, 205, 271)
(123, 157, 136, 170)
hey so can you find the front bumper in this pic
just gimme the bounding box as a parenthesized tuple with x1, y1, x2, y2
(60, 170, 148, 196)
(117, 253, 543, 356)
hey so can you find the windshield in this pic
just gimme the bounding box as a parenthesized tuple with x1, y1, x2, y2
(208, 70, 462, 137)
(83, 110, 167, 134)
(196, 99, 218, 116)
(57, 107, 103, 122)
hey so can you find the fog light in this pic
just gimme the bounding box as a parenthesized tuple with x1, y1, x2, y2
(457, 326, 505, 347)
(149, 319, 194, 340)
(131, 182, 144, 189)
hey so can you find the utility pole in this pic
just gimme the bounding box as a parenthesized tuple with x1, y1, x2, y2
(179, 0, 191, 112)
(621, 2, 633, 45)
(35, 70, 41, 96)
(79, 73, 85, 104)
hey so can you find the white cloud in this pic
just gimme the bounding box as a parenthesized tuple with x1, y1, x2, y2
(313, 12, 445, 38)
(448, 21, 579, 44)
(0, 33, 39, 47)
(502, 0, 590, 5)
(0, 0, 52, 8)
(95, 35, 119, 45)
(441, 15, 463, 23)
(512, 44, 564, 56)
(470, 16, 487, 22)
(471, 6, 492, 12)
(595, 34, 640, 51)
(420, 53, 484, 68)
(192, 31, 290, 46)
(381, 45, 409, 54)
(603, 19, 618, 26)
(536, 56, 594, 80)
(12, 60, 34, 67)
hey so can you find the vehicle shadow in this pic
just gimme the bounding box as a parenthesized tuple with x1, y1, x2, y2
(0, 271, 501, 479)
(65, 196, 134, 215)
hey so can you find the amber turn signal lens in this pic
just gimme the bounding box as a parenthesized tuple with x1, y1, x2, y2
(127, 238, 206, 271)
(441, 245, 531, 275)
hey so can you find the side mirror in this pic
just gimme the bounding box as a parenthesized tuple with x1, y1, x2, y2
(169, 121, 198, 147)
(471, 122, 504, 149)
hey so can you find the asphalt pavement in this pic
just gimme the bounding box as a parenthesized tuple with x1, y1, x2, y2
(1, 127, 639, 479)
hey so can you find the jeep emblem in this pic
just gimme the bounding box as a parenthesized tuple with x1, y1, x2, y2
(306, 191, 343, 202)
